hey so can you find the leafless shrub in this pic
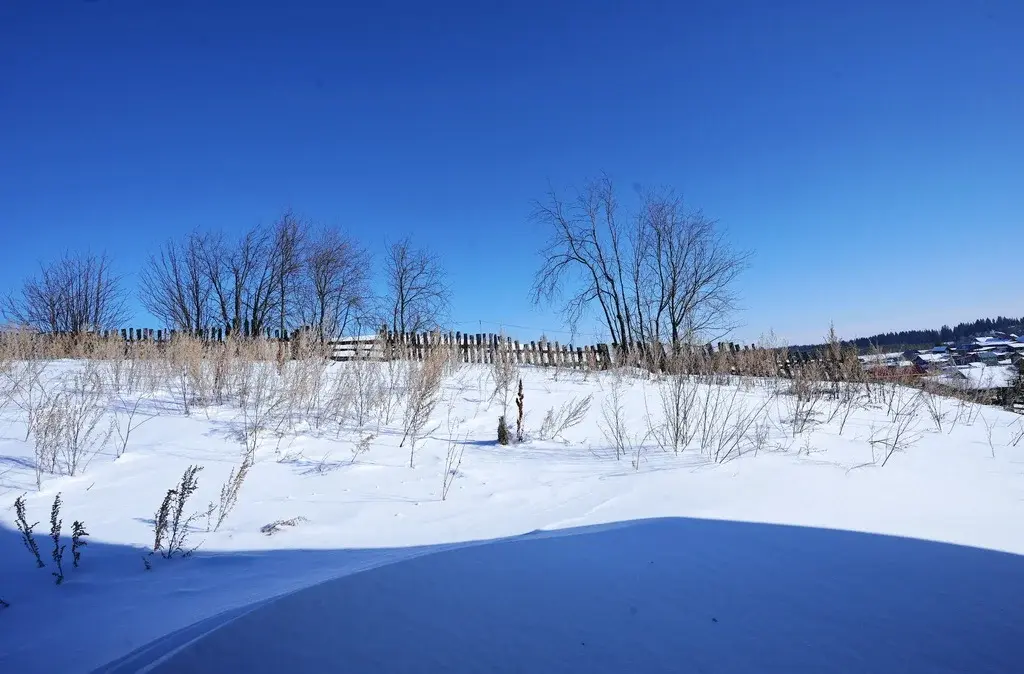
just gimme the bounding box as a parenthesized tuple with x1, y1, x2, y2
(110, 392, 156, 458)
(260, 516, 307, 536)
(799, 434, 816, 457)
(14, 494, 44, 568)
(599, 375, 646, 465)
(206, 339, 238, 406)
(215, 455, 252, 531)
(238, 362, 286, 462)
(276, 344, 330, 434)
(695, 381, 770, 463)
(350, 432, 375, 464)
(712, 391, 769, 463)
(751, 417, 770, 455)
(319, 365, 355, 432)
(49, 493, 66, 585)
(515, 379, 525, 443)
(538, 395, 592, 442)
(648, 372, 697, 454)
(311, 450, 337, 475)
(348, 357, 384, 428)
(441, 404, 466, 501)
(377, 356, 406, 427)
(71, 519, 88, 568)
(980, 414, 997, 458)
(1001, 417, 1024, 448)
(920, 388, 948, 433)
(949, 389, 984, 430)
(56, 370, 114, 477)
(30, 389, 65, 488)
(6, 353, 51, 442)
(399, 345, 446, 467)
(869, 388, 922, 467)
(153, 465, 203, 559)
(163, 335, 206, 415)
(30, 371, 113, 487)
(784, 365, 824, 435)
(830, 381, 863, 435)
(490, 341, 518, 418)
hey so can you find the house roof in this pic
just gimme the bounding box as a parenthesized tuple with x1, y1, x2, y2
(939, 364, 1017, 390)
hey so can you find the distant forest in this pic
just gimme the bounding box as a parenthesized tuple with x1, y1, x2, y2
(794, 315, 1024, 353)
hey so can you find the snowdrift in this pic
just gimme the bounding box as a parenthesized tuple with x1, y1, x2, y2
(99, 517, 1024, 673)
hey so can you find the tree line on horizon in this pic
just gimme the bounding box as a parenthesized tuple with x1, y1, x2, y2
(1, 176, 752, 362)
(789, 316, 1024, 353)
(1, 211, 451, 343)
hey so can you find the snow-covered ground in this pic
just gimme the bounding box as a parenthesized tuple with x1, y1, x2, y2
(2, 360, 1023, 672)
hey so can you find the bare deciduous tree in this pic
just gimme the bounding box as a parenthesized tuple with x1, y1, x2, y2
(384, 238, 450, 336)
(199, 227, 277, 337)
(272, 211, 306, 339)
(532, 176, 749, 360)
(298, 228, 371, 341)
(4, 251, 129, 335)
(139, 232, 211, 333)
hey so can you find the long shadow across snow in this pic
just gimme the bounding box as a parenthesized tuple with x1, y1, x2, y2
(2, 517, 1024, 673)
(103, 518, 1024, 674)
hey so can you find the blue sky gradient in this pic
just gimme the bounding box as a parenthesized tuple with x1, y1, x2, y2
(2, 0, 1021, 344)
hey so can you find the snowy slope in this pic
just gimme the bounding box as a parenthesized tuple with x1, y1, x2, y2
(2, 362, 1023, 672)
(106, 519, 1024, 674)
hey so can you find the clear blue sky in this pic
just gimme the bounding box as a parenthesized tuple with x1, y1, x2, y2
(2, 0, 1021, 345)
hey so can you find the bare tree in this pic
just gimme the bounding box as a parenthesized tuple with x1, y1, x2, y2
(298, 228, 371, 341)
(272, 211, 306, 339)
(139, 232, 211, 333)
(633, 189, 749, 347)
(4, 251, 129, 334)
(384, 238, 450, 336)
(531, 176, 748, 359)
(199, 227, 277, 337)
(532, 177, 635, 352)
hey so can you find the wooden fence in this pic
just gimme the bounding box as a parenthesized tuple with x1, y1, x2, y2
(332, 331, 615, 369)
(61, 327, 857, 378)
(332, 331, 860, 379)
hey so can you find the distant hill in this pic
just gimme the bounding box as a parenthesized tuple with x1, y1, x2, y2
(792, 315, 1024, 353)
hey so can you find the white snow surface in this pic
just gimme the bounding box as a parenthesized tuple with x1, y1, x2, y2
(2, 362, 1024, 672)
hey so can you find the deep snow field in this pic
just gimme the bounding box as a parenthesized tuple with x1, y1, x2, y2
(2, 358, 1024, 672)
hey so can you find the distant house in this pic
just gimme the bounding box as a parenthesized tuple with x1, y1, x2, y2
(911, 351, 950, 371)
(859, 352, 913, 370)
(932, 364, 1016, 392)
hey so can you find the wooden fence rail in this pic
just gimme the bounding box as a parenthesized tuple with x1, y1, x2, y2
(32, 327, 858, 378)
